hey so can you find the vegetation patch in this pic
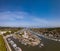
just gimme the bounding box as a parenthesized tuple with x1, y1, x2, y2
(0, 35, 7, 51)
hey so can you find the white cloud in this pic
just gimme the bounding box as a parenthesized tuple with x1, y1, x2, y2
(33, 18, 48, 24)
(0, 11, 27, 21)
(0, 11, 60, 27)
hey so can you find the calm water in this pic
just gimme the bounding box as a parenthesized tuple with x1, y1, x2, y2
(9, 36, 60, 51)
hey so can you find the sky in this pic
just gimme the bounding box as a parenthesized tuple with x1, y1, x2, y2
(0, 0, 60, 27)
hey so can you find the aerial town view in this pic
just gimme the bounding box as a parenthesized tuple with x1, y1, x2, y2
(0, 0, 60, 51)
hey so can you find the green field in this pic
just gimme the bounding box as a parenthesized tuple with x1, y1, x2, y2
(0, 35, 7, 51)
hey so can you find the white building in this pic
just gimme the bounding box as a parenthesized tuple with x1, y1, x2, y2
(0, 31, 7, 35)
(22, 31, 28, 38)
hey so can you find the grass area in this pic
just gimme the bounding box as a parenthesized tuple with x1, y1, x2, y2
(0, 35, 7, 51)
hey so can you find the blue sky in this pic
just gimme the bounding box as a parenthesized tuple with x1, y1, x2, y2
(0, 0, 60, 27)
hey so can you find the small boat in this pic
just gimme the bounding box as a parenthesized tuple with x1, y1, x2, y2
(15, 47, 22, 51)
(39, 43, 44, 48)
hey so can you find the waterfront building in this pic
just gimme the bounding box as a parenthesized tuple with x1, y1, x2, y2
(22, 31, 28, 38)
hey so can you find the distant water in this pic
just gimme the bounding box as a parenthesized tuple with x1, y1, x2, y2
(10, 36, 60, 51)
